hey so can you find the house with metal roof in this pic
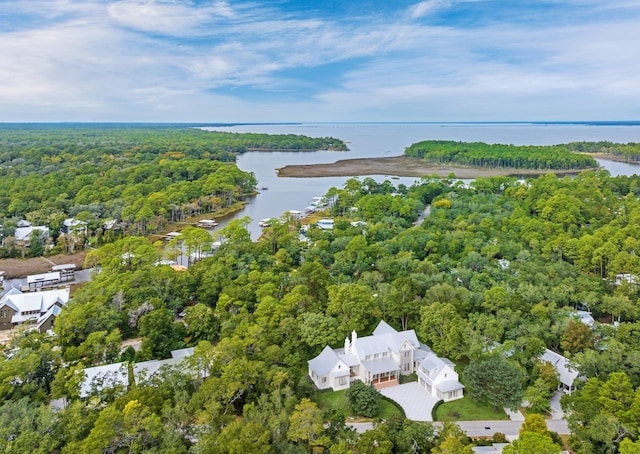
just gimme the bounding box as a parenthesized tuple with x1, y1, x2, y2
(79, 348, 198, 398)
(416, 352, 464, 401)
(0, 287, 69, 331)
(308, 320, 464, 401)
(540, 348, 581, 394)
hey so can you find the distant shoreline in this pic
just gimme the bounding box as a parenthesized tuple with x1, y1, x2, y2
(276, 155, 592, 179)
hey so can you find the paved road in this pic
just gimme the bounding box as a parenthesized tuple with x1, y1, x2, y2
(454, 419, 570, 437)
(414, 204, 431, 226)
(347, 419, 570, 437)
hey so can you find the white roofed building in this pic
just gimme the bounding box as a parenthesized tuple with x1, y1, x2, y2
(14, 225, 49, 246)
(0, 287, 70, 331)
(416, 352, 465, 402)
(540, 348, 581, 393)
(308, 320, 464, 401)
(79, 348, 197, 399)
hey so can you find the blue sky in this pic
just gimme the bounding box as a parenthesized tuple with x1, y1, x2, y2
(1, 0, 639, 122)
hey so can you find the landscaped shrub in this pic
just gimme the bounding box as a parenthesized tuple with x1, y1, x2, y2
(345, 381, 380, 418)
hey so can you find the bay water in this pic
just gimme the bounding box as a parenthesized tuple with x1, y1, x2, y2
(202, 123, 640, 239)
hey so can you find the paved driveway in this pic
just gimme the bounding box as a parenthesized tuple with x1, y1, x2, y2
(379, 382, 439, 421)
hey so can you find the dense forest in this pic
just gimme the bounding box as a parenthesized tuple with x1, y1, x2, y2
(0, 125, 346, 257)
(567, 141, 640, 163)
(3, 169, 640, 452)
(405, 140, 598, 170)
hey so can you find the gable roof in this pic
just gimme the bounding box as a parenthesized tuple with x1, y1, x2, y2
(419, 351, 458, 380)
(372, 320, 397, 335)
(14, 226, 48, 242)
(80, 348, 195, 397)
(80, 362, 129, 398)
(37, 304, 63, 330)
(171, 347, 195, 359)
(0, 288, 69, 324)
(352, 322, 421, 359)
(541, 348, 579, 386)
(134, 358, 183, 381)
(308, 345, 343, 376)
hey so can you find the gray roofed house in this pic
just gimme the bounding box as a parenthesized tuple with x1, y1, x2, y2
(0, 287, 69, 331)
(308, 320, 464, 402)
(416, 351, 464, 401)
(36, 304, 63, 333)
(473, 443, 509, 453)
(171, 347, 195, 359)
(540, 348, 581, 394)
(80, 362, 129, 398)
(79, 348, 197, 398)
(14, 225, 49, 245)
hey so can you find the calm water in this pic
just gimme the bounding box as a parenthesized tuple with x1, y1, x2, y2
(202, 123, 640, 239)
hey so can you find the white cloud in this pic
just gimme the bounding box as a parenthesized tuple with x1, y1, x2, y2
(409, 0, 451, 19)
(107, 0, 235, 36)
(0, 0, 639, 121)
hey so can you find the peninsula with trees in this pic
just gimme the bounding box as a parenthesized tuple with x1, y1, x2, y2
(278, 139, 615, 177)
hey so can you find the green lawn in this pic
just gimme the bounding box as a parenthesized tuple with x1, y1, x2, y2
(315, 389, 403, 420)
(434, 396, 508, 421)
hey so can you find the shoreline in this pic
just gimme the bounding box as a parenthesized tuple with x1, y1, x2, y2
(580, 152, 640, 165)
(276, 156, 592, 179)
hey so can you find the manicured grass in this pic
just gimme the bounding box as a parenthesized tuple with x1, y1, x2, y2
(434, 396, 508, 421)
(315, 389, 403, 420)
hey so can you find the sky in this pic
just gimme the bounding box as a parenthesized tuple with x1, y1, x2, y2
(1, 0, 639, 122)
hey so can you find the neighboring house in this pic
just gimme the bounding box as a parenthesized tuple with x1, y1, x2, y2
(571, 310, 595, 327)
(416, 351, 465, 402)
(79, 348, 197, 398)
(14, 225, 49, 246)
(61, 218, 88, 235)
(473, 444, 509, 453)
(26, 272, 61, 291)
(308, 321, 464, 401)
(51, 264, 76, 282)
(614, 273, 640, 286)
(80, 362, 129, 398)
(540, 348, 580, 394)
(0, 287, 70, 331)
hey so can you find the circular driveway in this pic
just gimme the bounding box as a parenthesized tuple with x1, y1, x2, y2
(379, 382, 439, 421)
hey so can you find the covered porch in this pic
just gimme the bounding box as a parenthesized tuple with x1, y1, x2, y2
(363, 358, 400, 389)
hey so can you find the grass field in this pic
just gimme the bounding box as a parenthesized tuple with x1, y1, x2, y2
(434, 396, 508, 421)
(315, 389, 403, 420)
(0, 251, 88, 279)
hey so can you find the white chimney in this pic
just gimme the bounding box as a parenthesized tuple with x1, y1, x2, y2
(344, 337, 350, 353)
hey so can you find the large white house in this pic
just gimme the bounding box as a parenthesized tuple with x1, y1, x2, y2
(308, 321, 464, 401)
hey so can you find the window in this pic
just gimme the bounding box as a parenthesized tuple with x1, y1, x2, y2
(404, 351, 410, 358)
(403, 363, 410, 372)
(365, 355, 371, 360)
(322, 377, 327, 383)
(339, 376, 347, 386)
(374, 353, 380, 359)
